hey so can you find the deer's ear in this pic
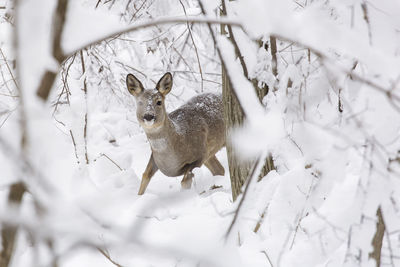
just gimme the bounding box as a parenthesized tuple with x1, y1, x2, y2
(156, 72, 173, 96)
(126, 74, 144, 96)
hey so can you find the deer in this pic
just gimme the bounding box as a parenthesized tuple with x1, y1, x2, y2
(126, 72, 226, 195)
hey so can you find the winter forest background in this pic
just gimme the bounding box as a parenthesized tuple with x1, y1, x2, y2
(1, 0, 400, 266)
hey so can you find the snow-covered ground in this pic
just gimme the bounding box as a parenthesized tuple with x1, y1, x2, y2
(2, 0, 400, 266)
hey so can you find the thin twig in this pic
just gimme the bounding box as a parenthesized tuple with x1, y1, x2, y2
(0, 48, 19, 90)
(176, 29, 191, 67)
(129, 0, 148, 23)
(289, 178, 315, 249)
(197, 0, 246, 117)
(98, 153, 124, 171)
(0, 93, 19, 98)
(272, 34, 400, 104)
(0, 68, 15, 96)
(69, 130, 79, 165)
(361, 1, 373, 45)
(384, 223, 395, 267)
(97, 247, 124, 267)
(253, 204, 269, 233)
(80, 50, 89, 164)
(53, 54, 75, 115)
(67, 16, 242, 58)
(0, 110, 14, 129)
(261, 250, 274, 267)
(171, 46, 198, 81)
(179, 0, 204, 91)
(221, 0, 248, 79)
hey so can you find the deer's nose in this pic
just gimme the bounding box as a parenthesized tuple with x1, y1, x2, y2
(143, 114, 155, 121)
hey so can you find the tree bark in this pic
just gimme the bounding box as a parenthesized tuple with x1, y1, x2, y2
(220, 1, 275, 200)
(222, 65, 251, 201)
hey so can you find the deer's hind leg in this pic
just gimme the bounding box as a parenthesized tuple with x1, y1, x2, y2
(204, 155, 225, 176)
(180, 160, 202, 190)
(181, 171, 194, 189)
(138, 153, 158, 195)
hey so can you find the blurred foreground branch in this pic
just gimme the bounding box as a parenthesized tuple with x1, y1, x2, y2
(272, 34, 400, 105)
(369, 206, 385, 267)
(36, 0, 68, 100)
(0, 182, 26, 267)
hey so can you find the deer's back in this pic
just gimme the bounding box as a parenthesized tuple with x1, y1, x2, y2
(170, 93, 224, 138)
(167, 93, 225, 165)
(170, 93, 223, 127)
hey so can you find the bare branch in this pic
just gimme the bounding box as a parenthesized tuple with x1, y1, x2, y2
(0, 48, 19, 91)
(67, 16, 242, 59)
(270, 36, 278, 78)
(97, 247, 124, 267)
(369, 206, 385, 267)
(261, 250, 274, 267)
(69, 130, 79, 165)
(272, 34, 400, 104)
(0, 182, 26, 267)
(361, 1, 373, 45)
(179, 0, 204, 91)
(79, 50, 89, 164)
(36, 0, 69, 100)
(253, 204, 269, 233)
(95, 153, 124, 171)
(221, 0, 248, 79)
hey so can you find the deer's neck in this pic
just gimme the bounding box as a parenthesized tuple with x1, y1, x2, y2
(144, 115, 176, 151)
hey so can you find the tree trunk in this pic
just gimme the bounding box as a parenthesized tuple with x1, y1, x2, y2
(220, 1, 276, 201)
(222, 71, 275, 200)
(222, 65, 251, 201)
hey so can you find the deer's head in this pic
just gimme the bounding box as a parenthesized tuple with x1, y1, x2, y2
(126, 72, 173, 130)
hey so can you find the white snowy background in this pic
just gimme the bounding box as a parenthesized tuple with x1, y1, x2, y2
(1, 0, 400, 266)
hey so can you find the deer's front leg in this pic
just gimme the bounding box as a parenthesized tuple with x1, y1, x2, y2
(138, 153, 158, 195)
(181, 171, 194, 190)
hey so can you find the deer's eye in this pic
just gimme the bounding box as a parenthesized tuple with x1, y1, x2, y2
(156, 100, 162, 106)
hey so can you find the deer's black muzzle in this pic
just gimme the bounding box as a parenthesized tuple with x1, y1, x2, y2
(143, 114, 155, 121)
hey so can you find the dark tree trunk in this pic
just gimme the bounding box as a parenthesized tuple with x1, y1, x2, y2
(220, 1, 276, 201)
(222, 65, 252, 201)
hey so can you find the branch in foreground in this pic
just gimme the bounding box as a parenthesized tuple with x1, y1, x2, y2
(369, 206, 385, 267)
(36, 0, 68, 100)
(272, 34, 400, 105)
(36, 14, 241, 102)
(0, 182, 26, 267)
(68, 16, 242, 59)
